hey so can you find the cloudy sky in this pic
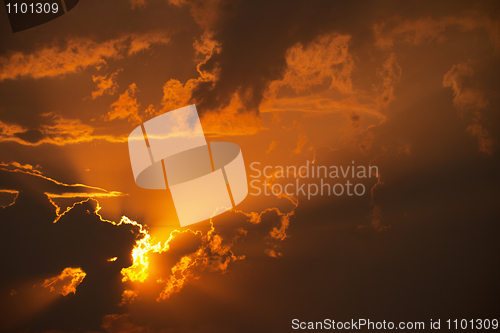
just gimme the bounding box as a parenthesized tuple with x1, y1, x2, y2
(0, 0, 499, 332)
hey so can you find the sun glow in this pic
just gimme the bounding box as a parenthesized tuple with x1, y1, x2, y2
(118, 214, 247, 301)
(44, 186, 296, 302)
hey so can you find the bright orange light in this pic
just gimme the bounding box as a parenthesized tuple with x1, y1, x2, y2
(120, 289, 138, 306)
(43, 267, 86, 296)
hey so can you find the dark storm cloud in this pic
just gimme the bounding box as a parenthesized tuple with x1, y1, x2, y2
(119, 84, 500, 332)
(191, 0, 373, 113)
(13, 129, 45, 144)
(0, 165, 141, 332)
(0, 1, 499, 332)
(188, 0, 498, 113)
(0, 162, 299, 332)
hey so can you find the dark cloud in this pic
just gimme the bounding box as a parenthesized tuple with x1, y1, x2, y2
(13, 129, 45, 144)
(189, 0, 500, 114)
(0, 162, 299, 332)
(190, 0, 372, 113)
(0, 167, 141, 332)
(0, 0, 199, 139)
(0, 0, 499, 332)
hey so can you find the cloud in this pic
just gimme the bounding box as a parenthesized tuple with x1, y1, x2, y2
(117, 217, 245, 300)
(106, 83, 142, 124)
(92, 69, 122, 99)
(0, 119, 24, 137)
(200, 96, 264, 136)
(0, 167, 143, 331)
(266, 141, 278, 153)
(155, 30, 264, 136)
(271, 33, 354, 94)
(376, 52, 402, 109)
(0, 162, 126, 224)
(256, 36, 398, 122)
(0, 32, 170, 81)
(443, 61, 494, 154)
(466, 122, 494, 155)
(130, 0, 147, 10)
(373, 15, 500, 50)
(167, 0, 227, 33)
(0, 189, 18, 208)
(1, 2, 499, 332)
(43, 267, 87, 296)
(0, 161, 126, 200)
(160, 78, 208, 114)
(115, 182, 298, 302)
(119, 206, 297, 303)
(0, 113, 128, 146)
(168, 1, 500, 122)
(443, 62, 488, 110)
(184, 0, 374, 113)
(158, 32, 219, 114)
(292, 122, 310, 155)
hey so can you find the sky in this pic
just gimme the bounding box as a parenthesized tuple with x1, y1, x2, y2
(0, 0, 499, 332)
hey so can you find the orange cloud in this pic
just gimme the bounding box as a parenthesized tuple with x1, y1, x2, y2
(42, 267, 86, 296)
(443, 62, 488, 111)
(155, 32, 379, 140)
(106, 83, 142, 124)
(2, 156, 298, 307)
(167, 0, 225, 33)
(376, 52, 402, 109)
(292, 122, 310, 155)
(259, 32, 387, 121)
(120, 289, 138, 306)
(0, 161, 42, 174)
(129, 0, 147, 10)
(156, 225, 245, 301)
(160, 78, 204, 113)
(466, 122, 494, 155)
(158, 41, 262, 137)
(0, 189, 18, 208)
(193, 31, 221, 61)
(92, 69, 122, 99)
(0, 162, 126, 222)
(47, 192, 126, 199)
(116, 187, 298, 300)
(265, 249, 282, 258)
(41, 113, 111, 144)
(201, 95, 264, 137)
(0, 32, 170, 81)
(158, 33, 219, 114)
(0, 161, 107, 190)
(443, 61, 493, 154)
(0, 120, 24, 137)
(0, 113, 128, 146)
(266, 141, 278, 153)
(374, 15, 500, 50)
(272, 33, 354, 94)
(117, 216, 246, 301)
(235, 172, 299, 244)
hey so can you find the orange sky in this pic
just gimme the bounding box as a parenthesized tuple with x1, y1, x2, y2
(0, 0, 499, 332)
